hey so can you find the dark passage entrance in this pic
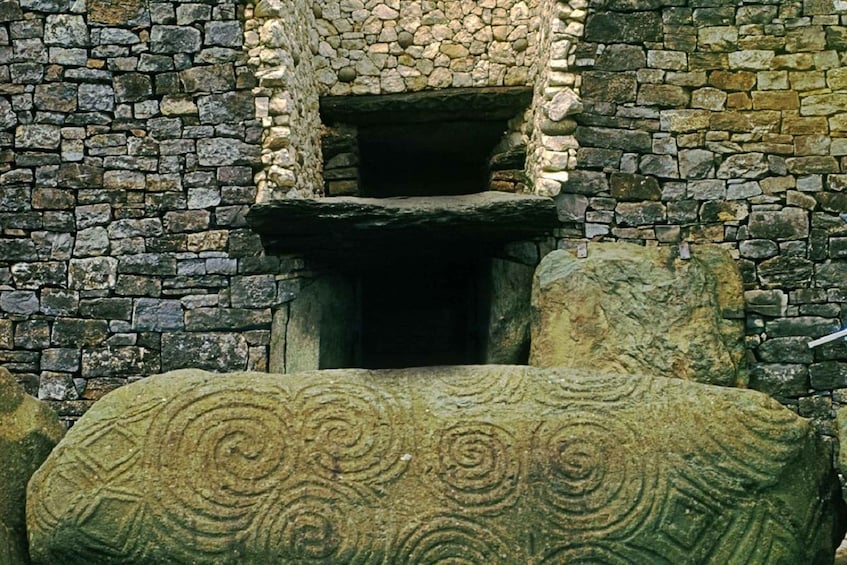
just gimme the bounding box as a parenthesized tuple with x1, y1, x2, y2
(359, 256, 484, 369)
(357, 120, 508, 197)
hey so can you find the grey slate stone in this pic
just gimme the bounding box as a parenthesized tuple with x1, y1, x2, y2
(150, 25, 202, 53)
(230, 275, 277, 308)
(161, 332, 249, 372)
(78, 84, 115, 112)
(44, 15, 88, 47)
(132, 299, 183, 331)
(0, 291, 39, 315)
(114, 73, 152, 103)
(68, 257, 118, 290)
(204, 21, 242, 47)
(197, 138, 261, 166)
(749, 208, 809, 240)
(15, 125, 60, 149)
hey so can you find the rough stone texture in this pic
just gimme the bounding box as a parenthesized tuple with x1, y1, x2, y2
(0, 0, 843, 452)
(530, 244, 746, 387)
(27, 367, 844, 564)
(482, 258, 534, 364)
(0, 367, 64, 565)
(248, 192, 560, 258)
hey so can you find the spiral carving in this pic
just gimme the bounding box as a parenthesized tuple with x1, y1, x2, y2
(433, 366, 525, 405)
(250, 478, 380, 563)
(394, 514, 513, 564)
(538, 369, 650, 407)
(298, 382, 408, 485)
(535, 412, 657, 536)
(436, 422, 521, 514)
(144, 386, 292, 551)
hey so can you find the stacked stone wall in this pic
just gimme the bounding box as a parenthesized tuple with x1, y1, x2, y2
(245, 0, 323, 200)
(560, 0, 847, 434)
(0, 0, 305, 420)
(1, 0, 846, 435)
(312, 0, 540, 95)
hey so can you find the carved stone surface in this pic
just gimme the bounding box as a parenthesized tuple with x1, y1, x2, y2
(28, 366, 843, 564)
(530, 243, 747, 387)
(0, 367, 65, 565)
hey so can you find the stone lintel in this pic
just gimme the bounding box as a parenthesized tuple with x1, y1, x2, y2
(247, 192, 559, 260)
(319, 86, 533, 125)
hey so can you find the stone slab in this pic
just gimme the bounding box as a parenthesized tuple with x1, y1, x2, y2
(0, 367, 65, 565)
(247, 192, 560, 260)
(27, 366, 844, 564)
(530, 243, 746, 386)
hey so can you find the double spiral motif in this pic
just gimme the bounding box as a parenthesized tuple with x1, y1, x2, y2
(250, 478, 380, 563)
(395, 515, 513, 564)
(145, 385, 292, 552)
(437, 422, 521, 514)
(535, 412, 657, 536)
(299, 382, 408, 485)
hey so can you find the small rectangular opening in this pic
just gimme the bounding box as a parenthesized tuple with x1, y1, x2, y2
(358, 256, 485, 369)
(357, 119, 509, 197)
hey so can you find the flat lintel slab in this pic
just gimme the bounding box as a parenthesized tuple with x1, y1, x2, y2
(246, 192, 559, 259)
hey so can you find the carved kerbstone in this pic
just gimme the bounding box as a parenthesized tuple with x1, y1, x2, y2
(0, 367, 65, 565)
(28, 367, 843, 564)
(530, 243, 747, 387)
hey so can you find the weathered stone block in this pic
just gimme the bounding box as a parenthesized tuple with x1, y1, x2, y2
(615, 201, 666, 225)
(43, 15, 88, 47)
(560, 170, 609, 195)
(749, 363, 810, 398)
(581, 71, 637, 103)
(530, 244, 746, 387)
(197, 91, 254, 125)
(81, 347, 159, 378)
(69, 257, 117, 290)
(161, 332, 248, 372)
(180, 64, 235, 93)
(15, 125, 60, 149)
(34, 82, 77, 112)
(230, 275, 277, 309)
(749, 208, 809, 240)
(575, 126, 651, 153)
(114, 73, 152, 103)
(610, 173, 660, 201)
(0, 291, 39, 315)
(132, 299, 183, 331)
(660, 109, 710, 132)
(197, 138, 261, 166)
(51, 318, 109, 347)
(0, 367, 64, 565)
(150, 25, 202, 53)
(27, 367, 844, 564)
(584, 11, 661, 44)
(637, 84, 688, 107)
(87, 0, 148, 25)
(758, 256, 814, 289)
(717, 152, 769, 179)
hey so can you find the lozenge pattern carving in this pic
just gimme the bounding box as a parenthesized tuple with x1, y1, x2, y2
(27, 367, 841, 564)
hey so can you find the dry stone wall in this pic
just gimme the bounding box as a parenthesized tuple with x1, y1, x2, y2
(0, 0, 845, 436)
(312, 0, 539, 95)
(0, 0, 309, 421)
(557, 0, 847, 436)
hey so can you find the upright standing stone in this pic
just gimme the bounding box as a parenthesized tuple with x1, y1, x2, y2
(0, 367, 65, 565)
(530, 243, 746, 387)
